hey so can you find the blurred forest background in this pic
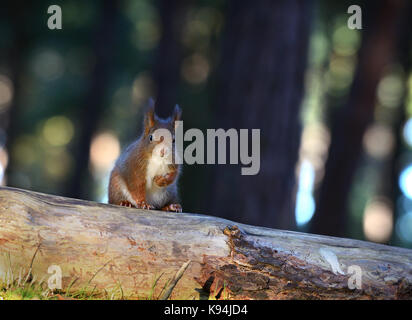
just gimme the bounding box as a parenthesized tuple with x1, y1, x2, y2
(1, 0, 412, 248)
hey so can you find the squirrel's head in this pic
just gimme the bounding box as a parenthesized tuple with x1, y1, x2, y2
(141, 98, 182, 165)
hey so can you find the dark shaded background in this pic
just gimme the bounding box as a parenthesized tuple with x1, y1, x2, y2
(1, 0, 412, 248)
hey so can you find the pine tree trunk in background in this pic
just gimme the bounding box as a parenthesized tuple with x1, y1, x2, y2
(209, 0, 312, 230)
(311, 0, 406, 237)
(66, 0, 119, 200)
(2, 2, 33, 186)
(153, 0, 187, 118)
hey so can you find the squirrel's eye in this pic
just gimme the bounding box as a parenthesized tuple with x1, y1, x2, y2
(172, 136, 175, 143)
(149, 135, 153, 142)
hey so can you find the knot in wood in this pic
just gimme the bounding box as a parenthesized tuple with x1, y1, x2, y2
(223, 225, 241, 239)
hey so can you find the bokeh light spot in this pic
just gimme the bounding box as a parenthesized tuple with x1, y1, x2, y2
(0, 75, 13, 111)
(0, 147, 8, 185)
(181, 54, 210, 85)
(33, 50, 65, 81)
(42, 116, 74, 147)
(132, 19, 161, 51)
(90, 132, 120, 173)
(44, 150, 73, 179)
(295, 191, 316, 227)
(295, 160, 316, 226)
(12, 136, 37, 166)
(402, 118, 412, 147)
(399, 164, 412, 199)
(332, 25, 360, 56)
(363, 200, 393, 243)
(377, 74, 404, 109)
(363, 124, 394, 159)
(132, 72, 154, 105)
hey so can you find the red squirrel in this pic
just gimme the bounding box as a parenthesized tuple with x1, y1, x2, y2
(108, 100, 182, 213)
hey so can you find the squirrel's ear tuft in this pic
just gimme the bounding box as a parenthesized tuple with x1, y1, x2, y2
(144, 98, 156, 134)
(173, 104, 182, 122)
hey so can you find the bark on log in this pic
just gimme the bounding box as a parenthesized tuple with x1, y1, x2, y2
(0, 186, 411, 300)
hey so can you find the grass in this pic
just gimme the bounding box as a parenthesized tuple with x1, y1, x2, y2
(0, 272, 164, 300)
(0, 274, 114, 300)
(0, 261, 141, 300)
(0, 251, 196, 300)
(0, 266, 194, 300)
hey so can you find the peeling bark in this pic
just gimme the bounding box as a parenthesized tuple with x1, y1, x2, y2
(0, 187, 411, 299)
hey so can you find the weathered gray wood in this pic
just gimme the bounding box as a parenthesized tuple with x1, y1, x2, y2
(0, 186, 411, 299)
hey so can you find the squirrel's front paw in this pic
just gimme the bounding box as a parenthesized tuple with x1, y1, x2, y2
(161, 203, 182, 213)
(154, 172, 177, 187)
(136, 200, 154, 210)
(119, 201, 133, 208)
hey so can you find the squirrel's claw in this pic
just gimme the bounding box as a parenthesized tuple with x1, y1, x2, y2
(119, 201, 133, 208)
(162, 203, 182, 213)
(136, 200, 155, 210)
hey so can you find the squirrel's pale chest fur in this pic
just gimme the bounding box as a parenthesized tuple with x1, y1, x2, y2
(145, 152, 174, 208)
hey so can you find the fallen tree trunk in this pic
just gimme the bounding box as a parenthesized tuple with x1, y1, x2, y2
(0, 186, 411, 299)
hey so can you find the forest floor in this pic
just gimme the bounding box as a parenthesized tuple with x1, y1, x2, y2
(0, 278, 155, 300)
(0, 284, 133, 300)
(0, 272, 202, 300)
